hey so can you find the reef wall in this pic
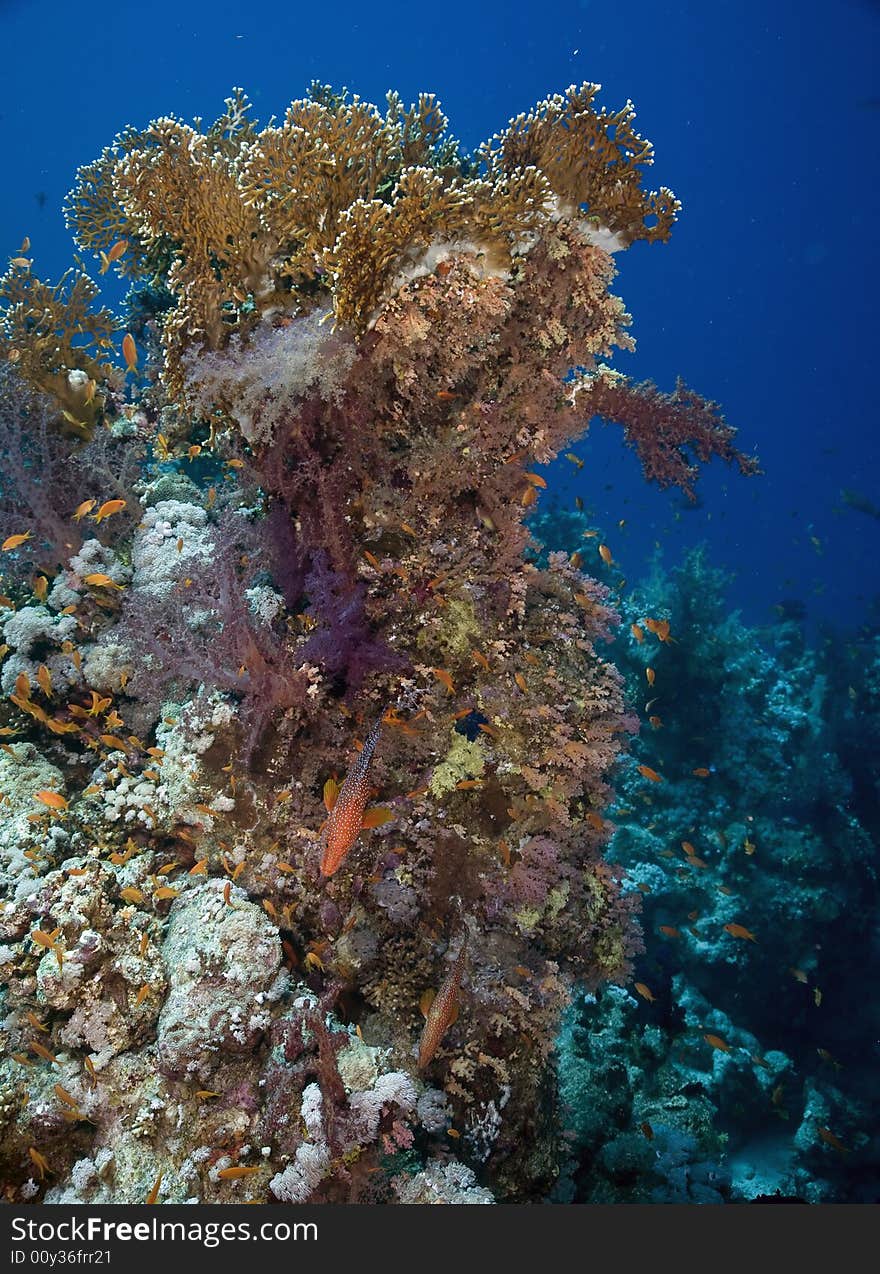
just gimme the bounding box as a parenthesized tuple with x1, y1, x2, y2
(0, 83, 754, 1203)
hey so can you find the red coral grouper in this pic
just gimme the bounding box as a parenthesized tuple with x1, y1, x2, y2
(418, 935, 468, 1068)
(319, 714, 384, 877)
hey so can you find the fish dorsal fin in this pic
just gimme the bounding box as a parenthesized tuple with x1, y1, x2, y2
(419, 988, 436, 1018)
(323, 777, 339, 812)
(361, 806, 393, 830)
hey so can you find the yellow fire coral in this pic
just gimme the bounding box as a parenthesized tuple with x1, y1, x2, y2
(63, 82, 677, 397)
(328, 165, 551, 328)
(0, 259, 118, 438)
(478, 82, 681, 247)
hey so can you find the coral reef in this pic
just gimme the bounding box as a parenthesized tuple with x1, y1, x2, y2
(525, 536, 879, 1203)
(0, 81, 755, 1203)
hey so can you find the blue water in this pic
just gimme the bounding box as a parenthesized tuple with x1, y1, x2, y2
(2, 0, 877, 630)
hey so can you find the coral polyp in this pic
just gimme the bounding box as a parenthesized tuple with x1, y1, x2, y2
(0, 81, 753, 1204)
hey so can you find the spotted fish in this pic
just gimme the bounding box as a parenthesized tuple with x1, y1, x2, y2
(418, 935, 468, 1068)
(319, 714, 384, 877)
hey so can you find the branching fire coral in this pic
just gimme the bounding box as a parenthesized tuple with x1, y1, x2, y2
(62, 82, 680, 383)
(0, 262, 119, 438)
(477, 82, 681, 247)
(0, 80, 755, 1205)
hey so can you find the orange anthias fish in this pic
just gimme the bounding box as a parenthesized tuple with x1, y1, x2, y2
(418, 935, 468, 1068)
(2, 532, 31, 552)
(723, 922, 757, 942)
(83, 573, 124, 590)
(432, 668, 455, 696)
(28, 1147, 51, 1180)
(122, 333, 138, 372)
(645, 617, 673, 643)
(817, 1126, 848, 1154)
(319, 715, 384, 878)
(33, 790, 68, 811)
(92, 499, 127, 524)
(99, 239, 128, 273)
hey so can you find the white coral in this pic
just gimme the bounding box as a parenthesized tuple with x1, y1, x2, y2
(0, 743, 67, 889)
(416, 1087, 451, 1133)
(68, 538, 130, 588)
(246, 584, 284, 624)
(349, 1070, 417, 1141)
(130, 501, 213, 600)
(393, 1158, 495, 1204)
(299, 1082, 324, 1140)
(269, 1143, 331, 1204)
(0, 605, 79, 697)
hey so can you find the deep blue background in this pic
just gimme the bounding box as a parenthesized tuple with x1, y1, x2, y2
(2, 0, 877, 631)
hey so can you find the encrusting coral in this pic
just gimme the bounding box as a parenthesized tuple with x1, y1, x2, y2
(0, 81, 755, 1203)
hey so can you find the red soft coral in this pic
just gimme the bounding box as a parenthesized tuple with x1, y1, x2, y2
(578, 371, 761, 498)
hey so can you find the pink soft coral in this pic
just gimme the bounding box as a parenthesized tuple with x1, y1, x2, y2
(578, 371, 760, 498)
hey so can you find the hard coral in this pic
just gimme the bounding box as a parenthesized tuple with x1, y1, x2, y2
(478, 81, 681, 247)
(0, 264, 118, 438)
(65, 81, 676, 389)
